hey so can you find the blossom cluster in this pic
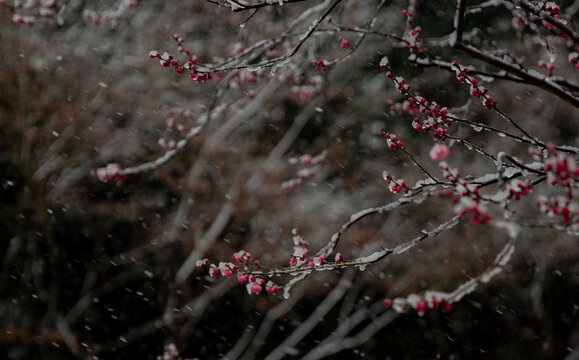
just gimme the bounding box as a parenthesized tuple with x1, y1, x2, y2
(507, 179, 534, 201)
(389, 74, 411, 95)
(288, 228, 310, 267)
(411, 100, 450, 141)
(538, 60, 556, 77)
(290, 75, 322, 101)
(441, 163, 491, 225)
(400, 0, 418, 25)
(391, 97, 451, 141)
(312, 59, 327, 72)
(442, 164, 479, 201)
(381, 130, 404, 150)
(156, 107, 199, 150)
(339, 36, 351, 50)
(456, 198, 492, 225)
(382, 172, 410, 194)
(536, 1, 561, 17)
(92, 163, 127, 184)
(544, 150, 578, 187)
(3, 0, 60, 25)
(165, 108, 196, 132)
(382, 58, 453, 142)
(407, 26, 422, 53)
(536, 196, 578, 224)
(536, 149, 579, 224)
(282, 152, 325, 191)
(288, 229, 342, 268)
(229, 68, 263, 97)
(197, 251, 280, 295)
(384, 292, 452, 316)
(149, 34, 212, 83)
(381, 56, 411, 95)
(196, 226, 349, 296)
(452, 61, 498, 110)
(83, 0, 139, 28)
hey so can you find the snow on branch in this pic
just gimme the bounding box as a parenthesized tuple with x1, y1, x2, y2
(259, 215, 459, 297)
(384, 240, 515, 315)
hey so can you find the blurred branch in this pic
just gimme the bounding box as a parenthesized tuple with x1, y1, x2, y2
(65, 266, 148, 325)
(175, 202, 235, 283)
(208, 0, 310, 12)
(201, 0, 341, 73)
(264, 271, 353, 360)
(118, 72, 235, 177)
(229, 297, 300, 360)
(301, 306, 398, 360)
(93, 281, 234, 352)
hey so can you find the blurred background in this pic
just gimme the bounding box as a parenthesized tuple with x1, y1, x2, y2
(0, 0, 577, 359)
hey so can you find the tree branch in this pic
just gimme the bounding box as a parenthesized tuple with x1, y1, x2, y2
(452, 0, 579, 108)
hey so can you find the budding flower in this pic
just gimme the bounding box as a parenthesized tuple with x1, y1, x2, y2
(416, 300, 427, 316)
(209, 267, 220, 278)
(379, 56, 390, 68)
(247, 283, 263, 294)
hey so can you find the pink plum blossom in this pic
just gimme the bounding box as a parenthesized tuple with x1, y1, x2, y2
(429, 144, 450, 161)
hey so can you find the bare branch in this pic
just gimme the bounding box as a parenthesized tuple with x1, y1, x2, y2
(264, 271, 353, 360)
